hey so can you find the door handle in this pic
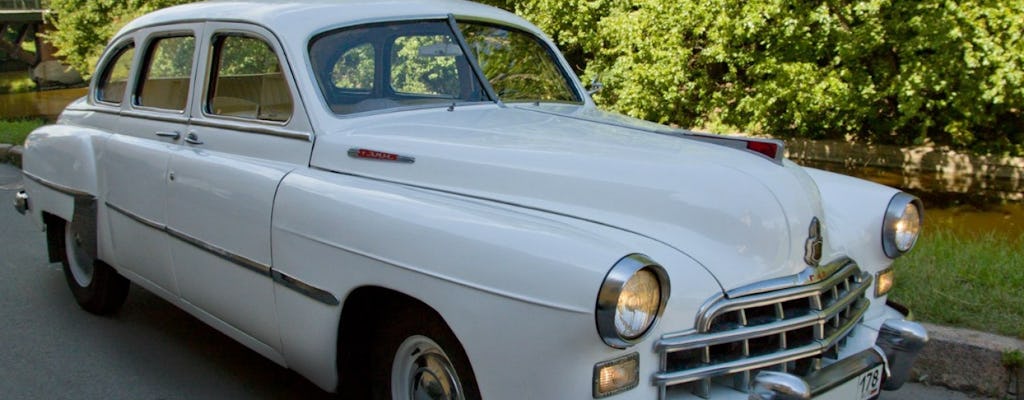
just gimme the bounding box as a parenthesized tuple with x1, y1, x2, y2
(185, 132, 204, 145)
(156, 131, 181, 140)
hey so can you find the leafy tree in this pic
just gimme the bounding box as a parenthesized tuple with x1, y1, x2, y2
(484, 0, 1024, 155)
(44, 0, 194, 78)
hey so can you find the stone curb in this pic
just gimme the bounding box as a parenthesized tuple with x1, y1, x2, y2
(0, 144, 23, 168)
(914, 322, 1024, 398)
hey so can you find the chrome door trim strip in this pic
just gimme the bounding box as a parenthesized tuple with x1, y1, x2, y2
(105, 201, 164, 231)
(105, 200, 337, 306)
(271, 270, 340, 306)
(22, 171, 95, 199)
(164, 226, 272, 276)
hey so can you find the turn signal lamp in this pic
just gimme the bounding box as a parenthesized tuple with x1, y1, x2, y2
(875, 268, 895, 297)
(593, 353, 639, 398)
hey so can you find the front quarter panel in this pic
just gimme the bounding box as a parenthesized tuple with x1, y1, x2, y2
(270, 168, 721, 398)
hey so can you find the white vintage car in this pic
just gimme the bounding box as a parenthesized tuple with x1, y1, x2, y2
(13, 1, 928, 399)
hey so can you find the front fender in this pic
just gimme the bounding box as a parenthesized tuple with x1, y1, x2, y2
(269, 168, 721, 397)
(804, 168, 902, 273)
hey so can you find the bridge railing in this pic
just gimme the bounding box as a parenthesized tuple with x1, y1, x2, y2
(0, 0, 43, 10)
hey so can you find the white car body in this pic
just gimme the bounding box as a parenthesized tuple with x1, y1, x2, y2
(15, 1, 927, 399)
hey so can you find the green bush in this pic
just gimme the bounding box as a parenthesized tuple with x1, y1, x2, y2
(484, 0, 1024, 155)
(44, 0, 194, 79)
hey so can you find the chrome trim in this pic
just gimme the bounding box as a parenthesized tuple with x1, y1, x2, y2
(726, 257, 852, 299)
(22, 171, 94, 198)
(596, 254, 670, 349)
(189, 118, 312, 141)
(655, 262, 872, 396)
(803, 217, 823, 266)
(107, 201, 266, 274)
(164, 226, 271, 276)
(882, 192, 923, 258)
(105, 201, 164, 231)
(875, 319, 928, 390)
(105, 201, 340, 306)
(593, 352, 640, 398)
(749, 371, 810, 400)
(120, 110, 190, 124)
(271, 270, 339, 306)
(705, 260, 863, 329)
(749, 348, 885, 399)
(653, 297, 870, 387)
(14, 190, 29, 214)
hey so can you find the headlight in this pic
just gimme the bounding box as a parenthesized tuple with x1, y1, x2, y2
(596, 254, 670, 348)
(882, 192, 923, 258)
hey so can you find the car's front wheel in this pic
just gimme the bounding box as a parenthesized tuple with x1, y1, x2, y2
(368, 301, 480, 400)
(56, 218, 130, 314)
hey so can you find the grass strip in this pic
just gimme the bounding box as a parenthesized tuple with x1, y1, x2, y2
(890, 224, 1024, 339)
(0, 119, 46, 146)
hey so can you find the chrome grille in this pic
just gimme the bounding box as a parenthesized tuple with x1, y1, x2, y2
(654, 259, 871, 399)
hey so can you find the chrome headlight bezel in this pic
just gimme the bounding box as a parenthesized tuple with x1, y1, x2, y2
(596, 254, 670, 349)
(882, 192, 923, 258)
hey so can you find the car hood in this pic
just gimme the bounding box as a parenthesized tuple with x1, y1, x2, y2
(310, 104, 825, 292)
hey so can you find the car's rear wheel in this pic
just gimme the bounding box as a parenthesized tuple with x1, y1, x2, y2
(56, 218, 130, 314)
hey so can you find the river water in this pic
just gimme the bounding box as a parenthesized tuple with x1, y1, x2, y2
(2, 88, 1021, 238)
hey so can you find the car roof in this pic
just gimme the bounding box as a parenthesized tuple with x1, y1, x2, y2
(117, 0, 540, 40)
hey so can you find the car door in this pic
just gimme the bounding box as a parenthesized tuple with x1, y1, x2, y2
(165, 23, 313, 353)
(99, 25, 203, 297)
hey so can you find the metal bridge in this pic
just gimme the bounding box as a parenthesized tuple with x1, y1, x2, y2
(1, 0, 48, 67)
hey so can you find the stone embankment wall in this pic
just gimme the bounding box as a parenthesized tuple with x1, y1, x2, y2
(785, 139, 1024, 199)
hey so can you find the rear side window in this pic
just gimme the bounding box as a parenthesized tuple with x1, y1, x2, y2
(207, 35, 293, 122)
(96, 45, 135, 105)
(135, 36, 195, 111)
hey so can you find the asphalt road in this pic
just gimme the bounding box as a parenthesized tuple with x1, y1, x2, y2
(0, 162, 992, 399)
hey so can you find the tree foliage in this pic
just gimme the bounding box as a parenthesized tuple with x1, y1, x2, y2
(44, 0, 193, 79)
(45, 0, 1024, 154)
(482, 0, 1024, 155)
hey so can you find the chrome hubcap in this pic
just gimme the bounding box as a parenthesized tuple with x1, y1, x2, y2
(65, 224, 94, 287)
(392, 335, 464, 400)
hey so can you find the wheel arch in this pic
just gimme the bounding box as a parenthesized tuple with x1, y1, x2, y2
(335, 285, 475, 397)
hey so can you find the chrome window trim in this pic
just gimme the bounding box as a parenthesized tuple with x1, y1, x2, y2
(190, 118, 311, 141)
(595, 253, 670, 349)
(104, 201, 338, 306)
(120, 109, 190, 124)
(882, 192, 923, 258)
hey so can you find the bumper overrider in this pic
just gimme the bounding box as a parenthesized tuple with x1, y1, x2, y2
(749, 319, 928, 399)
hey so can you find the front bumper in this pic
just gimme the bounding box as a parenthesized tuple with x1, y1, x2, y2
(749, 319, 928, 399)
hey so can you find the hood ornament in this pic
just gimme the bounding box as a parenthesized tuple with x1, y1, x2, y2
(804, 217, 823, 266)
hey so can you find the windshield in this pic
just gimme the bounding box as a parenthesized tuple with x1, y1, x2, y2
(309, 20, 581, 115)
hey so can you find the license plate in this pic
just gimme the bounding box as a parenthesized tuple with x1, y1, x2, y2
(819, 364, 883, 400)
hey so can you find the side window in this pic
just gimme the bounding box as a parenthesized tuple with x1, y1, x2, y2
(96, 45, 135, 104)
(136, 36, 195, 110)
(332, 43, 374, 92)
(390, 35, 462, 97)
(207, 35, 293, 122)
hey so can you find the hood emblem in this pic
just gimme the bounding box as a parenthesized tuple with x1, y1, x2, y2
(804, 217, 823, 266)
(348, 148, 415, 164)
